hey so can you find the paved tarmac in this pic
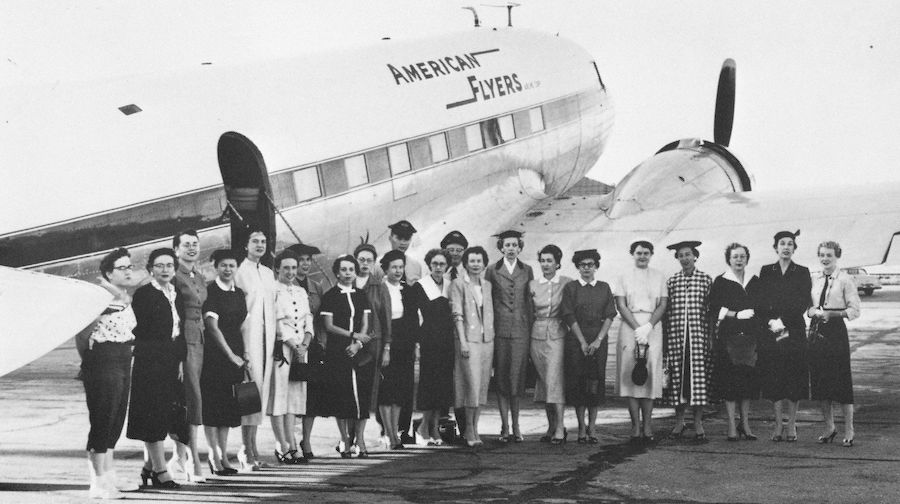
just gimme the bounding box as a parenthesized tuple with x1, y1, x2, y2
(2, 288, 899, 503)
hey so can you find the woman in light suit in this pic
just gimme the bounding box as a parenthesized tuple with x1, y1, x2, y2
(450, 246, 494, 447)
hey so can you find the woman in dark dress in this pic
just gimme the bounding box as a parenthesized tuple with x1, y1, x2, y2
(756, 231, 812, 442)
(561, 249, 617, 444)
(377, 250, 418, 450)
(127, 248, 185, 489)
(411, 249, 455, 445)
(320, 255, 372, 458)
(201, 249, 247, 475)
(709, 243, 764, 441)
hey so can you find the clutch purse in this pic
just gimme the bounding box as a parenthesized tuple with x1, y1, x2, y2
(232, 370, 262, 416)
(290, 340, 326, 382)
(631, 344, 649, 386)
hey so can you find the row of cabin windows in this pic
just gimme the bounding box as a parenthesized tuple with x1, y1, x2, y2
(272, 100, 565, 208)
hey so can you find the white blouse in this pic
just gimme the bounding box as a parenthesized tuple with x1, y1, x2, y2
(613, 267, 667, 313)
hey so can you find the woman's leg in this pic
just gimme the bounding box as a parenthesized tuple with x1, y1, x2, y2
(239, 425, 252, 468)
(553, 403, 566, 439)
(772, 400, 784, 439)
(672, 404, 686, 434)
(639, 398, 654, 437)
(725, 401, 737, 438)
(284, 415, 298, 453)
(390, 405, 402, 443)
(497, 394, 510, 437)
(692, 406, 705, 436)
(473, 407, 482, 442)
(785, 400, 799, 439)
(587, 406, 598, 438)
(271, 415, 288, 456)
(544, 404, 555, 438)
(218, 428, 233, 469)
(379, 405, 396, 447)
(417, 410, 431, 441)
(841, 403, 855, 442)
(627, 397, 641, 437)
(204, 426, 221, 469)
(575, 406, 586, 439)
(740, 399, 754, 436)
(336, 419, 350, 451)
(510, 396, 521, 438)
(355, 418, 368, 453)
(146, 441, 173, 481)
(301, 416, 315, 455)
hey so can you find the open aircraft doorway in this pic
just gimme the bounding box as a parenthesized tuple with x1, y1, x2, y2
(217, 132, 276, 267)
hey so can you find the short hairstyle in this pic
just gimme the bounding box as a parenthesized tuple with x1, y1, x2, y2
(354, 243, 377, 261)
(496, 237, 525, 252)
(424, 248, 449, 270)
(211, 248, 239, 267)
(724, 243, 750, 265)
(462, 246, 489, 270)
(380, 250, 406, 273)
(274, 249, 300, 270)
(99, 247, 130, 280)
(630, 240, 654, 254)
(172, 229, 199, 249)
(818, 241, 842, 258)
(538, 244, 563, 267)
(673, 246, 700, 259)
(244, 226, 268, 247)
(147, 247, 178, 272)
(331, 255, 359, 276)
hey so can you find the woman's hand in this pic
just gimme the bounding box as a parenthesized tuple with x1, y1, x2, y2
(345, 340, 361, 358)
(355, 332, 372, 345)
(581, 341, 592, 356)
(460, 344, 471, 359)
(229, 352, 245, 369)
(381, 347, 391, 367)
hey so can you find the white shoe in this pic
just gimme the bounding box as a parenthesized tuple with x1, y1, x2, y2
(167, 456, 188, 481)
(89, 474, 124, 500)
(184, 460, 206, 483)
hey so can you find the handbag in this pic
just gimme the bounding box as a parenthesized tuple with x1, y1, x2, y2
(631, 344, 649, 386)
(289, 340, 326, 382)
(725, 331, 757, 367)
(168, 380, 190, 444)
(232, 370, 262, 416)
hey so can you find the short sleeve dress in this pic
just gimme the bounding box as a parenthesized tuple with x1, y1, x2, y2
(200, 280, 247, 428)
(613, 267, 667, 399)
(319, 285, 373, 419)
(561, 279, 618, 407)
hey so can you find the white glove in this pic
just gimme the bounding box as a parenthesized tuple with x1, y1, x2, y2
(736, 309, 755, 320)
(768, 318, 785, 333)
(634, 323, 652, 345)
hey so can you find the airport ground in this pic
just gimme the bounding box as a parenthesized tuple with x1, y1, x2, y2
(1, 288, 899, 503)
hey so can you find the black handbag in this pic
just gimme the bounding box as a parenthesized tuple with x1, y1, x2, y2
(232, 370, 262, 416)
(168, 381, 191, 443)
(725, 331, 757, 366)
(631, 344, 649, 386)
(290, 340, 326, 382)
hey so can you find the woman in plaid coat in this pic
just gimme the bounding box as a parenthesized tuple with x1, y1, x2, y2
(662, 241, 714, 441)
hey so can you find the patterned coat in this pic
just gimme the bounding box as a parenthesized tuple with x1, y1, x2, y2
(662, 269, 714, 406)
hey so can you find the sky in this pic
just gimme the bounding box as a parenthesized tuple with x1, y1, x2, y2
(3, 0, 899, 192)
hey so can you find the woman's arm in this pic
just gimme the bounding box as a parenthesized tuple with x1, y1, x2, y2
(649, 296, 668, 326)
(205, 316, 244, 368)
(449, 281, 470, 358)
(615, 297, 639, 330)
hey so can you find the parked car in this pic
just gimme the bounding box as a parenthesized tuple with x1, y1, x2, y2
(842, 267, 882, 296)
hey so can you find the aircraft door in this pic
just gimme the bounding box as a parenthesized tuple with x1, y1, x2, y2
(217, 132, 276, 267)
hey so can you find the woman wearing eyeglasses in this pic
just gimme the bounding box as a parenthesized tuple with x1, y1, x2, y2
(127, 247, 185, 489)
(76, 247, 136, 499)
(561, 249, 617, 444)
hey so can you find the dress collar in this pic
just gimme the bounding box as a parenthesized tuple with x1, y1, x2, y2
(538, 273, 560, 285)
(150, 278, 176, 295)
(215, 277, 236, 291)
(419, 274, 448, 300)
(722, 268, 752, 289)
(338, 283, 356, 294)
(577, 278, 598, 287)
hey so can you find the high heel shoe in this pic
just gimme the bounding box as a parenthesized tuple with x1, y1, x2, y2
(287, 449, 308, 464)
(842, 438, 854, 448)
(149, 470, 181, 489)
(184, 460, 206, 483)
(302, 451, 315, 460)
(551, 429, 568, 445)
(207, 459, 236, 477)
(140, 467, 153, 487)
(817, 429, 838, 444)
(668, 424, 686, 440)
(737, 424, 757, 441)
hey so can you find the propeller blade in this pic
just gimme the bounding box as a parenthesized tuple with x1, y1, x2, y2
(714, 58, 736, 147)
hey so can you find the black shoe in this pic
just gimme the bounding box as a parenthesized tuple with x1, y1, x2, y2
(550, 430, 568, 445)
(399, 433, 416, 445)
(140, 467, 153, 487)
(737, 424, 757, 441)
(302, 451, 315, 460)
(149, 470, 181, 489)
(391, 443, 405, 450)
(818, 430, 838, 444)
(694, 433, 708, 444)
(358, 451, 369, 458)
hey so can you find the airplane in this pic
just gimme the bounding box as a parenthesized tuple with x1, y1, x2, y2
(2, 17, 900, 377)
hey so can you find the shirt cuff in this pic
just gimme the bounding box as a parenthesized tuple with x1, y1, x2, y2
(320, 311, 333, 317)
(718, 307, 729, 321)
(204, 311, 219, 320)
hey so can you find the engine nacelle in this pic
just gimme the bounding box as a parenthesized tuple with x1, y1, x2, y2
(607, 138, 752, 219)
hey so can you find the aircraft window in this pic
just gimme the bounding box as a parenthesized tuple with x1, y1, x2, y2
(543, 95, 579, 128)
(447, 127, 468, 158)
(292, 166, 322, 202)
(320, 159, 348, 195)
(465, 124, 484, 152)
(409, 138, 432, 170)
(498, 115, 515, 142)
(270, 172, 298, 208)
(345, 155, 368, 187)
(429, 133, 449, 163)
(512, 110, 531, 136)
(365, 148, 391, 182)
(481, 118, 502, 148)
(388, 143, 411, 174)
(529, 107, 544, 132)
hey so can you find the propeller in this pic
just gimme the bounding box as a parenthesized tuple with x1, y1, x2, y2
(713, 58, 736, 147)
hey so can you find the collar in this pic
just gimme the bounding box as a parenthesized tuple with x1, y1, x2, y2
(338, 283, 356, 294)
(178, 262, 200, 277)
(816, 269, 839, 280)
(419, 274, 449, 300)
(722, 268, 753, 289)
(215, 277, 236, 291)
(577, 278, 598, 287)
(538, 273, 560, 285)
(771, 262, 797, 273)
(494, 259, 522, 270)
(150, 278, 176, 295)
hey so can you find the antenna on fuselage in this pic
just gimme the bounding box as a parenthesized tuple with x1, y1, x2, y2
(462, 6, 481, 27)
(482, 2, 520, 27)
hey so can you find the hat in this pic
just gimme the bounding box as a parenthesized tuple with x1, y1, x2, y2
(286, 243, 321, 257)
(493, 230, 524, 240)
(440, 230, 468, 249)
(572, 249, 601, 265)
(773, 230, 800, 243)
(388, 220, 417, 238)
(666, 240, 702, 252)
(353, 243, 377, 259)
(379, 249, 406, 270)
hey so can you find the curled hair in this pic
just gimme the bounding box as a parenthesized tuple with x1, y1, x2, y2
(147, 248, 178, 272)
(172, 229, 199, 249)
(462, 246, 489, 271)
(211, 249, 239, 267)
(817, 241, 842, 258)
(724, 242, 750, 265)
(496, 237, 524, 252)
(538, 244, 563, 269)
(274, 249, 300, 270)
(630, 240, 654, 255)
(244, 226, 268, 248)
(331, 255, 359, 276)
(99, 247, 130, 280)
(424, 248, 449, 270)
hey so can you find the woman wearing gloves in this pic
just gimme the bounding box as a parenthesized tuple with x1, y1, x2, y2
(614, 241, 668, 444)
(709, 243, 764, 441)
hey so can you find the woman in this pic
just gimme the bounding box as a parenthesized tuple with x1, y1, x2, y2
(614, 241, 668, 444)
(662, 241, 714, 442)
(77, 247, 136, 499)
(234, 228, 277, 470)
(450, 246, 494, 447)
(320, 255, 373, 457)
(709, 243, 763, 441)
(561, 249, 617, 444)
(484, 230, 534, 442)
(378, 250, 417, 450)
(410, 248, 455, 445)
(528, 244, 571, 444)
(126, 247, 185, 489)
(808, 241, 860, 447)
(268, 250, 313, 464)
(201, 249, 246, 476)
(757, 231, 812, 442)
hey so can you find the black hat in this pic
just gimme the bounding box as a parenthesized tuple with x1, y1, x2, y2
(493, 230, 524, 240)
(773, 230, 800, 243)
(666, 240, 702, 252)
(572, 249, 601, 265)
(379, 249, 406, 270)
(286, 243, 321, 257)
(440, 230, 468, 249)
(353, 243, 377, 258)
(388, 220, 417, 238)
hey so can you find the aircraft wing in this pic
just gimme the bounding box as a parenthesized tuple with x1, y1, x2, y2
(520, 178, 900, 277)
(0, 266, 112, 377)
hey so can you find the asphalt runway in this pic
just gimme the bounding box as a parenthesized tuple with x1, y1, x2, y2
(1, 288, 899, 503)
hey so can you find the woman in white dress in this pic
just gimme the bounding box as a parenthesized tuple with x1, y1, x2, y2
(614, 240, 668, 444)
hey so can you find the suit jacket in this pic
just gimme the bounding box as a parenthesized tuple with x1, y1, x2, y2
(450, 273, 494, 343)
(484, 259, 534, 339)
